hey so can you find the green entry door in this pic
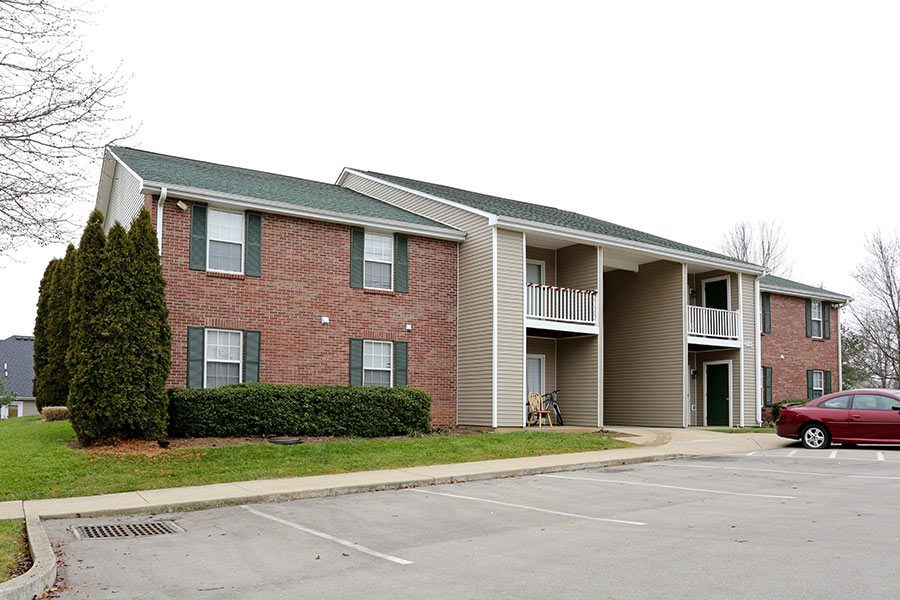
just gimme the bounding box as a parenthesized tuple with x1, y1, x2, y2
(703, 279, 729, 310)
(706, 363, 730, 426)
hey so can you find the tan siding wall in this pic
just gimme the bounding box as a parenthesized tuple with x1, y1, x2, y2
(526, 337, 557, 394)
(19, 400, 39, 417)
(604, 260, 685, 427)
(496, 228, 525, 426)
(696, 349, 740, 426)
(742, 273, 759, 425)
(105, 162, 144, 232)
(341, 173, 493, 426)
(689, 353, 700, 426)
(557, 336, 600, 426)
(526, 247, 556, 285)
(557, 244, 598, 289)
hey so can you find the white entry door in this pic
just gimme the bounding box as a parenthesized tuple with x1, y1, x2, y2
(526, 355, 545, 396)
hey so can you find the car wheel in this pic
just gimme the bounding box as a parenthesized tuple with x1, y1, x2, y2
(801, 424, 831, 450)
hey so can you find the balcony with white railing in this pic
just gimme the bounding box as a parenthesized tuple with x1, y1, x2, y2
(687, 305, 741, 345)
(526, 284, 599, 334)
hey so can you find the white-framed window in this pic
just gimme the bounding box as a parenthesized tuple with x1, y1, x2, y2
(363, 340, 393, 387)
(205, 329, 242, 388)
(811, 369, 824, 399)
(364, 232, 393, 290)
(526, 260, 545, 285)
(810, 301, 823, 338)
(207, 209, 244, 274)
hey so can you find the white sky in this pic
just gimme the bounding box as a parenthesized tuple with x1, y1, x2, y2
(2, 0, 899, 338)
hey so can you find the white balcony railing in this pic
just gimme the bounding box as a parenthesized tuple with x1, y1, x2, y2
(687, 305, 740, 340)
(526, 284, 598, 325)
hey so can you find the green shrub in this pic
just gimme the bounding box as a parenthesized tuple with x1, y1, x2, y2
(168, 384, 432, 438)
(42, 406, 69, 422)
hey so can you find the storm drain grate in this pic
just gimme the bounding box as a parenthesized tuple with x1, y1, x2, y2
(72, 521, 183, 540)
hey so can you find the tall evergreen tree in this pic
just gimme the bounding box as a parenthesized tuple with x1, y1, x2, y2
(67, 210, 107, 444)
(40, 244, 77, 408)
(127, 209, 171, 439)
(33, 259, 59, 411)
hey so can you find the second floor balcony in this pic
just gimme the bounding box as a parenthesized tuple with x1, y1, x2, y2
(687, 305, 741, 345)
(526, 283, 599, 334)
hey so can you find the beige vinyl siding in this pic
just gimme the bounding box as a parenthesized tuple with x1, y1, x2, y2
(689, 352, 700, 426)
(604, 260, 684, 427)
(696, 349, 740, 426)
(526, 337, 557, 394)
(341, 172, 493, 426)
(557, 336, 600, 426)
(557, 244, 598, 290)
(496, 228, 525, 426)
(104, 160, 144, 232)
(742, 273, 759, 425)
(526, 247, 556, 285)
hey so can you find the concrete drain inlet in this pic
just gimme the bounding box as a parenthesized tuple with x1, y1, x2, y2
(72, 521, 184, 540)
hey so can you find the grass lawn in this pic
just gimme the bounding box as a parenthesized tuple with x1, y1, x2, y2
(710, 426, 776, 434)
(0, 417, 630, 502)
(0, 520, 27, 584)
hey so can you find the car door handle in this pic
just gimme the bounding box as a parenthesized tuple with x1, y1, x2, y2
(851, 414, 862, 420)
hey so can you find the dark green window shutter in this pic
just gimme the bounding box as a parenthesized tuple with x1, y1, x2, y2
(805, 299, 812, 338)
(806, 370, 814, 400)
(394, 341, 408, 387)
(244, 331, 260, 383)
(349, 338, 363, 385)
(245, 213, 262, 277)
(764, 366, 773, 406)
(350, 228, 364, 288)
(822, 302, 831, 339)
(187, 327, 205, 388)
(394, 234, 408, 293)
(762, 293, 772, 333)
(190, 204, 207, 271)
(824, 371, 832, 395)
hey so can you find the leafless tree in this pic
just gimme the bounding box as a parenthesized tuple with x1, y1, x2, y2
(0, 0, 130, 255)
(850, 231, 900, 388)
(719, 221, 792, 275)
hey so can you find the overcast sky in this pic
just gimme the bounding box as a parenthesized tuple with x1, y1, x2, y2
(2, 1, 898, 338)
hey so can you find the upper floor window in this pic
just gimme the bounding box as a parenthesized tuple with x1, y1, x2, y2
(811, 370, 824, 399)
(810, 301, 823, 338)
(364, 232, 393, 290)
(208, 209, 244, 274)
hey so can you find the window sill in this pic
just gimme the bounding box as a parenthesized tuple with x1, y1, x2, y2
(207, 271, 245, 281)
(363, 288, 396, 296)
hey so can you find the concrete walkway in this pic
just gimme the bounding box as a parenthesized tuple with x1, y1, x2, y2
(0, 427, 788, 522)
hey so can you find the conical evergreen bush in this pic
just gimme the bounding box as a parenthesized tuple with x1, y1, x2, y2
(40, 244, 77, 409)
(33, 259, 59, 411)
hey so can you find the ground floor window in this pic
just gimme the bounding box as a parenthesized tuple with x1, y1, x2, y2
(811, 369, 824, 399)
(363, 340, 393, 387)
(206, 329, 242, 388)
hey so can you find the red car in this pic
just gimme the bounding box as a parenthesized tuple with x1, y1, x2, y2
(776, 389, 900, 449)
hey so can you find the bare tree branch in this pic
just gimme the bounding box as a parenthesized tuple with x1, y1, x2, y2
(0, 0, 132, 255)
(719, 220, 793, 275)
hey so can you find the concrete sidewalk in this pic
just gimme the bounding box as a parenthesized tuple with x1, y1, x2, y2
(0, 427, 789, 522)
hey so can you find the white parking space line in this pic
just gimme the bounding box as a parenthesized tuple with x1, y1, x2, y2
(787, 449, 798, 457)
(408, 489, 646, 526)
(539, 474, 795, 499)
(829, 450, 839, 459)
(654, 462, 900, 480)
(877, 452, 886, 462)
(239, 505, 413, 565)
(726, 453, 886, 462)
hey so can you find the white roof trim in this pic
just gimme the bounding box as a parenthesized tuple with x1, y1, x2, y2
(140, 181, 466, 242)
(338, 169, 497, 220)
(759, 284, 851, 304)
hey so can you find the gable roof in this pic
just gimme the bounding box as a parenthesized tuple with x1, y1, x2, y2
(759, 274, 851, 303)
(357, 170, 763, 271)
(107, 147, 462, 238)
(0, 335, 35, 399)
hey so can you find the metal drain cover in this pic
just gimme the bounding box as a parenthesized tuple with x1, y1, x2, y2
(72, 521, 183, 540)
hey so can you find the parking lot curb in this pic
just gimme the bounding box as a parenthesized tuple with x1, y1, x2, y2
(0, 508, 57, 600)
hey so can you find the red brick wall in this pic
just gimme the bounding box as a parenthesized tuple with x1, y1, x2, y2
(760, 293, 840, 402)
(148, 195, 458, 428)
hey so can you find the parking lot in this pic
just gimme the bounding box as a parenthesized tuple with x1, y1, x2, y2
(46, 445, 900, 599)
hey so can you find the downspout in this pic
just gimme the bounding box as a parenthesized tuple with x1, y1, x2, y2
(156, 186, 167, 254)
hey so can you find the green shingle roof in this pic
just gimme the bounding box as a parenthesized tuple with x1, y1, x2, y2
(109, 147, 456, 231)
(363, 171, 761, 268)
(760, 274, 851, 301)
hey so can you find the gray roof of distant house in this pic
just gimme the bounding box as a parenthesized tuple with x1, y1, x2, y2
(361, 171, 762, 269)
(760, 274, 851, 302)
(109, 147, 459, 232)
(0, 335, 35, 398)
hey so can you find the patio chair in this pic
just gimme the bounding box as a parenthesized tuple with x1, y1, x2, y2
(528, 392, 553, 427)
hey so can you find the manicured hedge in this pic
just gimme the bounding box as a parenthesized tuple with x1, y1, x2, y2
(168, 383, 431, 438)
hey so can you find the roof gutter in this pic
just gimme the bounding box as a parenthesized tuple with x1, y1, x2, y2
(758, 284, 852, 304)
(140, 181, 467, 242)
(493, 215, 767, 275)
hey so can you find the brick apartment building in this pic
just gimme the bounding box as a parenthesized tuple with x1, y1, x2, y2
(759, 275, 851, 408)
